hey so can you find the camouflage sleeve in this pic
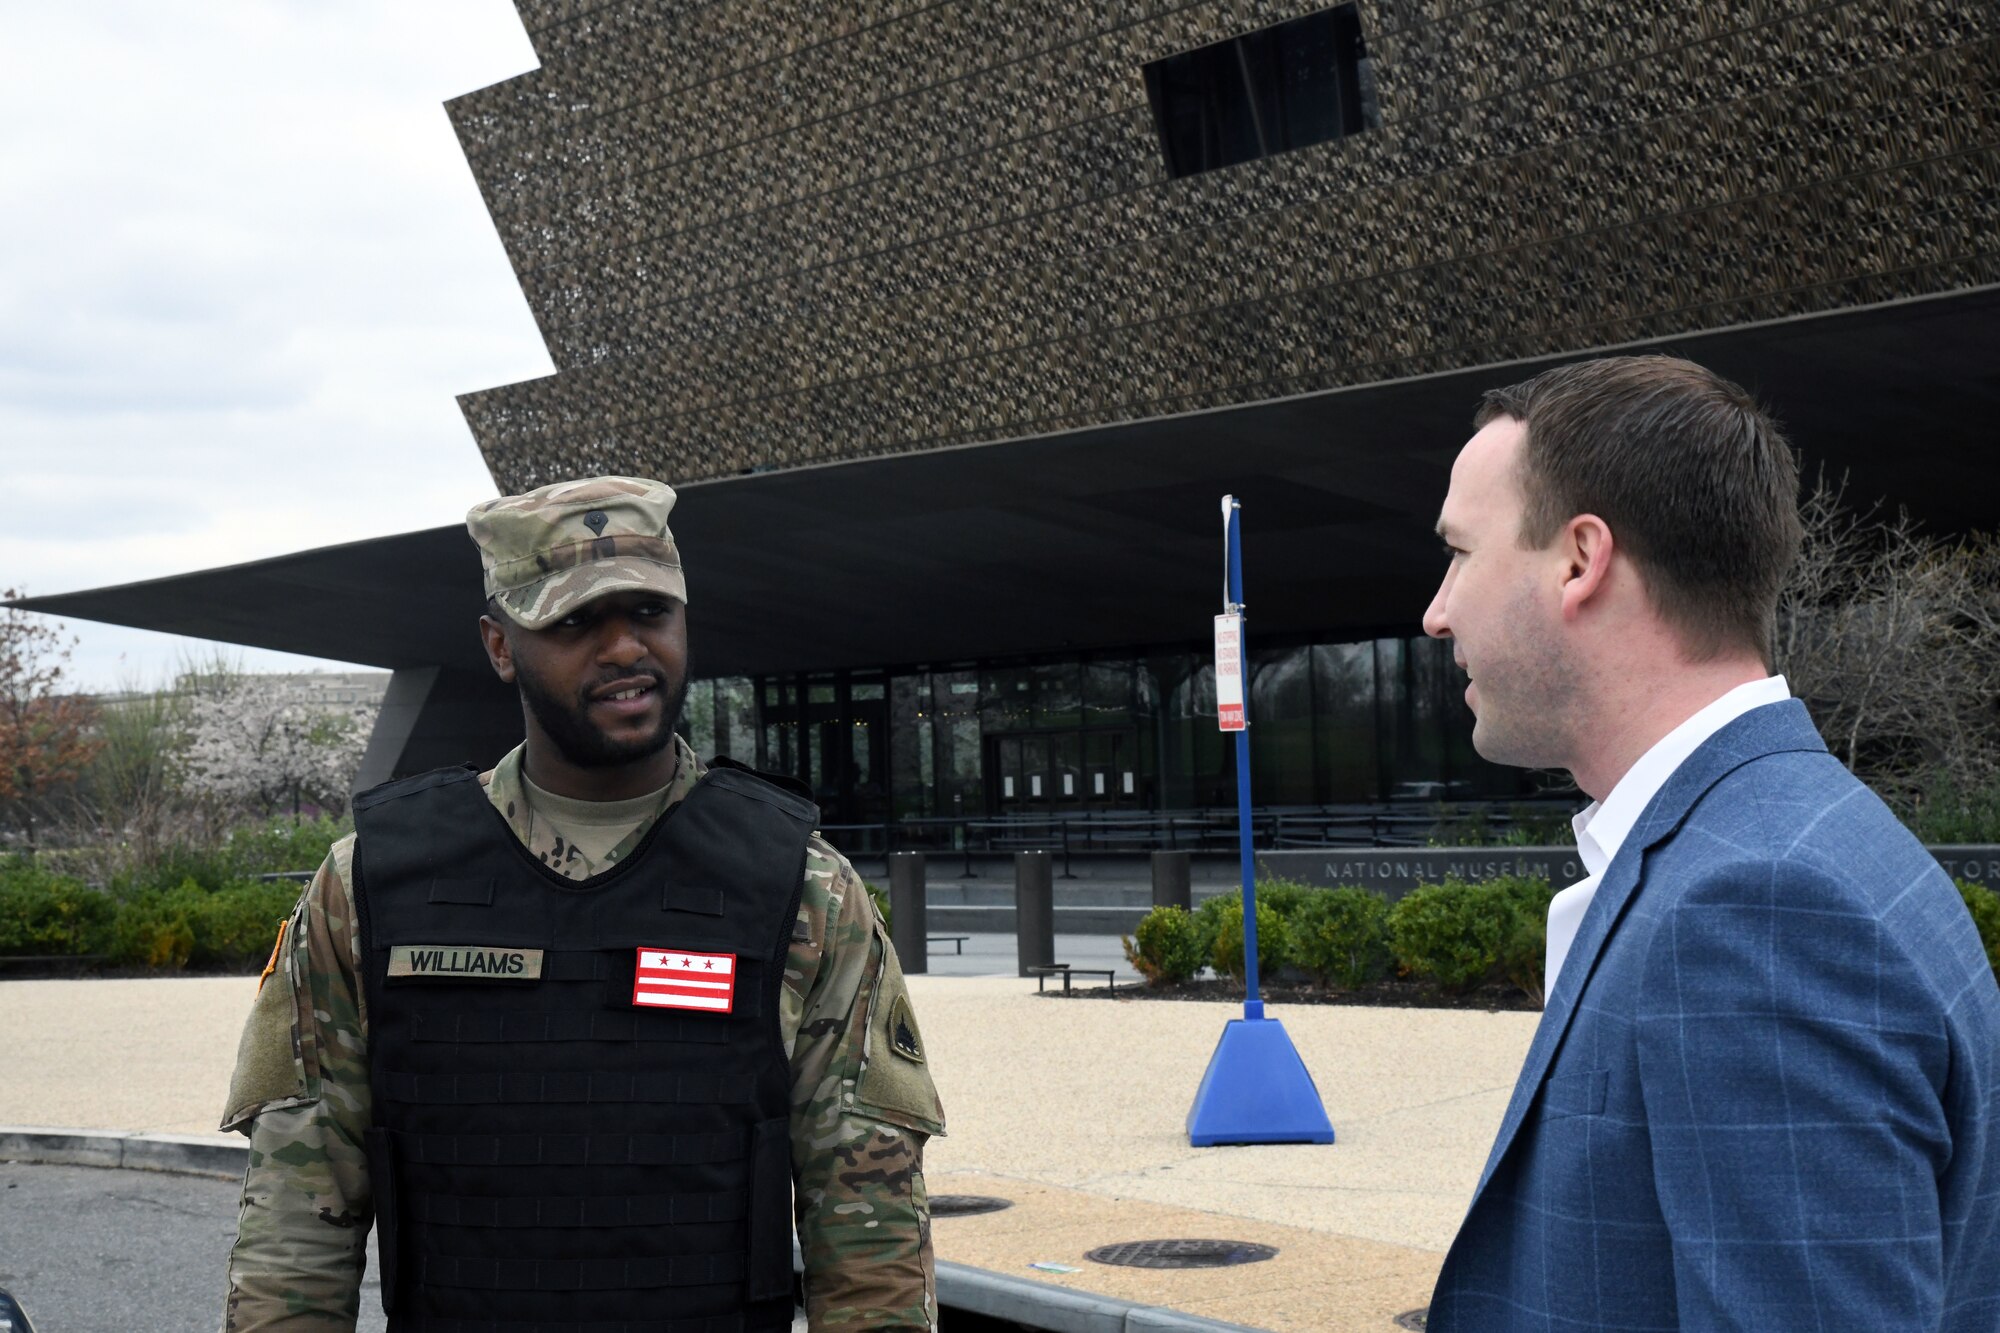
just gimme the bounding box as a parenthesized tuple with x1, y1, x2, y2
(788, 839, 947, 1332)
(219, 835, 373, 1331)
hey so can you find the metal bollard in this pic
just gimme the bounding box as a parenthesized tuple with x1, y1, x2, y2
(888, 852, 928, 975)
(1151, 850, 1192, 911)
(1015, 850, 1055, 976)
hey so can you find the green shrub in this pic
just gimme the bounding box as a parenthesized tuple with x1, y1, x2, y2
(106, 815, 349, 899)
(1190, 891, 1232, 958)
(1486, 873, 1557, 1003)
(1911, 775, 2000, 845)
(108, 884, 202, 969)
(1388, 877, 1507, 993)
(1958, 879, 2000, 979)
(186, 880, 302, 967)
(1287, 886, 1391, 989)
(1253, 876, 1315, 918)
(1122, 905, 1207, 986)
(107, 878, 299, 970)
(0, 858, 115, 956)
(115, 844, 238, 897)
(222, 814, 351, 880)
(1203, 894, 1289, 982)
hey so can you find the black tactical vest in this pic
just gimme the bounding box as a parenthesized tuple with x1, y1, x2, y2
(350, 762, 815, 1332)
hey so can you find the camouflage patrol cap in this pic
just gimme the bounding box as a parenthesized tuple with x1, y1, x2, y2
(467, 476, 686, 629)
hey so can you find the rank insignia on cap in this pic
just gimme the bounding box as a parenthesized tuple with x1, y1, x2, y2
(889, 994, 924, 1063)
(584, 508, 609, 534)
(634, 948, 736, 1012)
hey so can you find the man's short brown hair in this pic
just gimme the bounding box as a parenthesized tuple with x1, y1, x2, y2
(1475, 355, 1801, 663)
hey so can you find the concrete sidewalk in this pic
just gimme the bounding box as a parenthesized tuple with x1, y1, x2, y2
(0, 959, 1539, 1332)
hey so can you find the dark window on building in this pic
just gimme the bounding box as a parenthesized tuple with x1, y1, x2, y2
(1144, 4, 1375, 180)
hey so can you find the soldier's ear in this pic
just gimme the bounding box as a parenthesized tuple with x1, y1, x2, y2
(480, 613, 517, 684)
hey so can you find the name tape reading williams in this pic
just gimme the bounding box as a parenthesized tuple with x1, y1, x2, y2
(388, 945, 545, 979)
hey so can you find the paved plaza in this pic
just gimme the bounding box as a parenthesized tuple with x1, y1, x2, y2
(0, 944, 1540, 1331)
(903, 930, 1136, 980)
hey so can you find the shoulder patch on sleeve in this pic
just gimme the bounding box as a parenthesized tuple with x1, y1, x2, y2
(852, 924, 946, 1136)
(220, 897, 317, 1132)
(222, 951, 307, 1131)
(888, 993, 924, 1063)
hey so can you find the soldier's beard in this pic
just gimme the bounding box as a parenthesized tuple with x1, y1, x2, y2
(514, 657, 689, 770)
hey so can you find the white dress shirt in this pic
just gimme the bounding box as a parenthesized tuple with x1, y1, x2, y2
(1543, 675, 1792, 997)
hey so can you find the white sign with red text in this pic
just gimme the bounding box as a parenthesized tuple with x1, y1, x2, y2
(1214, 613, 1246, 732)
(633, 948, 737, 1012)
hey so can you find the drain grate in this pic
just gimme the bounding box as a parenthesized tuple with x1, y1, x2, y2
(929, 1194, 1014, 1217)
(1084, 1239, 1278, 1269)
(1392, 1310, 1429, 1330)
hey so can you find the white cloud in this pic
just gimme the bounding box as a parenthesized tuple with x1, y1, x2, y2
(0, 0, 550, 691)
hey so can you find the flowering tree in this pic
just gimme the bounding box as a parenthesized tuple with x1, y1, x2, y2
(180, 676, 375, 820)
(0, 593, 104, 852)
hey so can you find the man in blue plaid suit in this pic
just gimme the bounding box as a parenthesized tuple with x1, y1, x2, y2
(1421, 355, 2000, 1331)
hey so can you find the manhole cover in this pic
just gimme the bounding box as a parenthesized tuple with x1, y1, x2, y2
(930, 1194, 1013, 1217)
(1392, 1310, 1429, 1330)
(1084, 1239, 1278, 1269)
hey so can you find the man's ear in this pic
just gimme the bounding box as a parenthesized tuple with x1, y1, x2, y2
(479, 614, 517, 684)
(1557, 514, 1616, 622)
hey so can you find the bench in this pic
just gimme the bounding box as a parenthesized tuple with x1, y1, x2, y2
(926, 935, 970, 955)
(1027, 963, 1117, 994)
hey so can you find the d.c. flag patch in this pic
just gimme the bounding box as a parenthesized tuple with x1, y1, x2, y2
(633, 948, 736, 1012)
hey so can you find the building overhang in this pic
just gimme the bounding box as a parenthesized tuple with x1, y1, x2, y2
(16, 287, 1999, 679)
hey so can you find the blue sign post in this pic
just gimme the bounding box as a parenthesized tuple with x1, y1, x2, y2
(1185, 496, 1336, 1147)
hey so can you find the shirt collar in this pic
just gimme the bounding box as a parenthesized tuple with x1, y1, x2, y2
(1573, 675, 1791, 880)
(487, 733, 702, 844)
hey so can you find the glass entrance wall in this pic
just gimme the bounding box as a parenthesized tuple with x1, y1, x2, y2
(677, 631, 1532, 826)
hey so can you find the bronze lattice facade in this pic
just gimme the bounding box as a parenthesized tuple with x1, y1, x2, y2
(19, 0, 1998, 817)
(449, 0, 1999, 493)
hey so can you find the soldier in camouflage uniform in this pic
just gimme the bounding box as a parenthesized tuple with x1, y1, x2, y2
(221, 477, 945, 1331)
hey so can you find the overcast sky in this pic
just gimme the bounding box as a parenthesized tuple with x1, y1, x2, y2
(0, 2, 550, 690)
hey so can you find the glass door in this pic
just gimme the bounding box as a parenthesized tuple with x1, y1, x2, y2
(1083, 730, 1139, 808)
(988, 734, 1057, 812)
(987, 731, 1130, 813)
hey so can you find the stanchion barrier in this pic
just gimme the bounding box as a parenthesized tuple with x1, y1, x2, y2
(1151, 850, 1192, 911)
(1014, 851, 1055, 977)
(888, 852, 927, 975)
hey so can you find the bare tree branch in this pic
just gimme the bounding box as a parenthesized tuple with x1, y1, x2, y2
(1775, 474, 2000, 820)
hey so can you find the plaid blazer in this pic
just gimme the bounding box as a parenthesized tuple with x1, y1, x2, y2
(1428, 700, 2000, 1331)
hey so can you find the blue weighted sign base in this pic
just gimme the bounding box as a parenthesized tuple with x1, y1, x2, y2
(1186, 1017, 1337, 1146)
